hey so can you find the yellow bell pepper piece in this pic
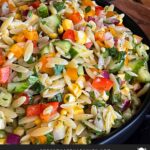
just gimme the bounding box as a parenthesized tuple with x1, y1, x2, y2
(62, 19, 73, 31)
(68, 83, 82, 98)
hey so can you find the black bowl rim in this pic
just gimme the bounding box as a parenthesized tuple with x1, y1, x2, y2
(92, 0, 150, 144)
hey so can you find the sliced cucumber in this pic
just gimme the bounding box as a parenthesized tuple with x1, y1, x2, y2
(40, 45, 50, 55)
(78, 66, 84, 76)
(28, 76, 38, 85)
(136, 43, 149, 60)
(0, 89, 12, 107)
(137, 66, 150, 83)
(69, 48, 78, 59)
(37, 3, 49, 18)
(7, 82, 29, 93)
(128, 59, 145, 73)
(109, 60, 124, 73)
(53, 40, 71, 53)
(40, 15, 61, 32)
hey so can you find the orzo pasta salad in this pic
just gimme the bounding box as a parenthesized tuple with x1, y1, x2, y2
(0, 0, 150, 144)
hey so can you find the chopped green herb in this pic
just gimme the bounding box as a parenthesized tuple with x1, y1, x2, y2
(46, 133, 54, 144)
(31, 82, 44, 94)
(85, 6, 91, 13)
(69, 48, 78, 59)
(53, 1, 65, 12)
(92, 100, 106, 107)
(27, 10, 33, 17)
(28, 76, 38, 85)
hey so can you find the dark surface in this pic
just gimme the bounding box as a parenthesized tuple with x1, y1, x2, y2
(92, 0, 150, 144)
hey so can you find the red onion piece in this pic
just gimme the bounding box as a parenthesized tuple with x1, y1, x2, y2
(6, 134, 20, 144)
(121, 100, 131, 111)
(87, 16, 95, 22)
(85, 42, 93, 49)
(101, 70, 109, 79)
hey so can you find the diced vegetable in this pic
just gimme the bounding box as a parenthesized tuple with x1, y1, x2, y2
(12, 33, 26, 43)
(40, 45, 50, 55)
(66, 68, 78, 81)
(53, 40, 71, 53)
(0, 66, 10, 84)
(62, 19, 73, 31)
(69, 48, 78, 59)
(78, 66, 84, 76)
(9, 44, 24, 59)
(85, 42, 93, 49)
(128, 59, 145, 73)
(62, 30, 76, 42)
(7, 82, 29, 93)
(46, 133, 54, 144)
(0, 50, 5, 66)
(68, 12, 82, 24)
(18, 93, 30, 105)
(92, 77, 113, 91)
(95, 6, 103, 16)
(85, 6, 91, 13)
(0, 130, 6, 138)
(6, 133, 20, 144)
(82, 0, 94, 6)
(137, 66, 150, 83)
(31, 82, 44, 94)
(37, 3, 49, 18)
(40, 15, 61, 32)
(53, 1, 65, 12)
(30, 0, 40, 8)
(26, 104, 41, 116)
(54, 65, 64, 75)
(23, 30, 39, 41)
(0, 89, 12, 107)
(50, 93, 63, 102)
(28, 76, 38, 85)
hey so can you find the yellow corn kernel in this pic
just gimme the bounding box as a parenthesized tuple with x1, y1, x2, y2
(76, 31, 87, 45)
(60, 109, 68, 116)
(62, 19, 73, 31)
(34, 118, 41, 125)
(73, 106, 84, 115)
(78, 137, 87, 144)
(76, 76, 86, 89)
(68, 84, 82, 98)
(13, 127, 24, 136)
(0, 139, 6, 144)
(58, 25, 64, 34)
(63, 94, 76, 103)
(19, 5, 29, 11)
(37, 136, 47, 144)
(15, 13, 21, 20)
(49, 33, 58, 39)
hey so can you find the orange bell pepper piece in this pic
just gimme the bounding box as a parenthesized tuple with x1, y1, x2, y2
(66, 68, 78, 81)
(68, 12, 82, 24)
(37, 136, 47, 144)
(0, 49, 5, 66)
(23, 30, 39, 41)
(85, 9, 95, 19)
(9, 44, 24, 58)
(82, 0, 94, 6)
(40, 53, 55, 75)
(12, 33, 26, 43)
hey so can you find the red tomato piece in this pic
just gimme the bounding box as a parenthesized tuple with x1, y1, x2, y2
(26, 104, 42, 116)
(18, 93, 30, 105)
(92, 77, 113, 91)
(0, 66, 10, 84)
(30, 0, 40, 9)
(62, 29, 76, 42)
(95, 6, 104, 16)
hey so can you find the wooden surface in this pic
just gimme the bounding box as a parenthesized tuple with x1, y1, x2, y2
(112, 0, 150, 39)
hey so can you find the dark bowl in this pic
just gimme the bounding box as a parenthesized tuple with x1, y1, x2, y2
(92, 0, 150, 144)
